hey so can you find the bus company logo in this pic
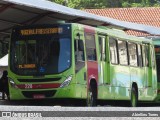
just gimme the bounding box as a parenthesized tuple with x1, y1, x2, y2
(2, 112, 11, 117)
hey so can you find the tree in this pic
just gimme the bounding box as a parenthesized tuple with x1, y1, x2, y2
(50, 0, 64, 5)
(108, 0, 123, 7)
(49, 0, 160, 8)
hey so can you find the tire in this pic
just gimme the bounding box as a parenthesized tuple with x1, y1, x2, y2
(87, 85, 97, 107)
(130, 87, 138, 107)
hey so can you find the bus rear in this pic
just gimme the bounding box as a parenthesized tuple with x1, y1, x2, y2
(8, 24, 87, 102)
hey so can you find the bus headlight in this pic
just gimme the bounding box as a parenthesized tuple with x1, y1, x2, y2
(60, 75, 72, 88)
(9, 78, 18, 88)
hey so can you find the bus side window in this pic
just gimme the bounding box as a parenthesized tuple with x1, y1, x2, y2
(143, 45, 149, 67)
(137, 44, 143, 67)
(85, 33, 96, 61)
(98, 36, 106, 61)
(74, 36, 85, 72)
(109, 37, 118, 64)
(118, 40, 128, 65)
(151, 46, 155, 68)
(128, 42, 138, 67)
(76, 40, 85, 62)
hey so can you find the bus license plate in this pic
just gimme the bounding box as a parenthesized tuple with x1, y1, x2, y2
(33, 94, 45, 99)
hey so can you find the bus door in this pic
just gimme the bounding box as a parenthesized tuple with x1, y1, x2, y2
(98, 35, 108, 85)
(142, 44, 152, 88)
(74, 31, 87, 98)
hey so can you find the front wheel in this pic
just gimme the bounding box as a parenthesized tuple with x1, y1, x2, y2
(87, 86, 97, 106)
(130, 87, 138, 107)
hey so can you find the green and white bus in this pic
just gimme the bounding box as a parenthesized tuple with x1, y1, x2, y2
(7, 23, 158, 106)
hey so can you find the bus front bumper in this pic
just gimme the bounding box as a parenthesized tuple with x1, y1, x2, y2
(9, 83, 87, 100)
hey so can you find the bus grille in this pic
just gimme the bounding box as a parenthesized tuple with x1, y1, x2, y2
(18, 78, 61, 82)
(22, 90, 56, 98)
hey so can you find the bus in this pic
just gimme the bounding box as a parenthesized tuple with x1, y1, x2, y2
(7, 23, 158, 106)
(147, 37, 160, 103)
(0, 40, 8, 78)
(0, 40, 9, 99)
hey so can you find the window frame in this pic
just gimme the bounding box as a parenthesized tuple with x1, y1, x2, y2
(109, 37, 119, 65)
(137, 44, 143, 67)
(128, 42, 138, 67)
(85, 33, 97, 61)
(117, 40, 128, 66)
(98, 35, 106, 62)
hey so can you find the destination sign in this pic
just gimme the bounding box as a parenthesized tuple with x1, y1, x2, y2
(18, 64, 36, 69)
(20, 28, 63, 36)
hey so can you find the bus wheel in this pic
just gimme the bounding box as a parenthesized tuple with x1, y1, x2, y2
(130, 87, 138, 107)
(87, 86, 97, 106)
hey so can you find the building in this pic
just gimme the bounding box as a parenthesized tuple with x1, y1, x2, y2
(85, 7, 160, 37)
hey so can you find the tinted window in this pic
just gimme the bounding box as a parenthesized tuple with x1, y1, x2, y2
(75, 40, 85, 62)
(11, 37, 71, 75)
(85, 33, 96, 61)
(74, 39, 85, 73)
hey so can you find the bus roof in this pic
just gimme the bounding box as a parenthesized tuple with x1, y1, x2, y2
(100, 27, 152, 44)
(145, 37, 160, 45)
(73, 23, 152, 44)
(1, 0, 160, 42)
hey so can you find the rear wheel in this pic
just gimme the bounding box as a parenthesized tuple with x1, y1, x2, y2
(130, 87, 138, 107)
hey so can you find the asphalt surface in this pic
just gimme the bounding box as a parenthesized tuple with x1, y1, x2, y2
(0, 99, 160, 119)
(0, 93, 160, 119)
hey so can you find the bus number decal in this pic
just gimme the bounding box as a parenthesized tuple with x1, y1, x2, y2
(25, 84, 32, 89)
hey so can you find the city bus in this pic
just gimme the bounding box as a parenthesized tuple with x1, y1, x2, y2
(0, 40, 9, 99)
(7, 23, 158, 106)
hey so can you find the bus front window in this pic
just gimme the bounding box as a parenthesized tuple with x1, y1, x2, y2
(11, 37, 71, 75)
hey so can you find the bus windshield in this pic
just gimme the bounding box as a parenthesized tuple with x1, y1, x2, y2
(10, 35, 71, 75)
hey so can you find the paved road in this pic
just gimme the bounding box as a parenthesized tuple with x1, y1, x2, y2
(0, 100, 160, 119)
(0, 94, 160, 119)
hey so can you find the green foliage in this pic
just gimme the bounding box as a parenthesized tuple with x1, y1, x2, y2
(122, 1, 131, 7)
(51, 0, 64, 5)
(131, 3, 145, 7)
(48, 0, 160, 8)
